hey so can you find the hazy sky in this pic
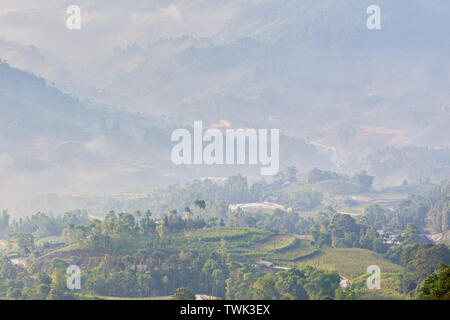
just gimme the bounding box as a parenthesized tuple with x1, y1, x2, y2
(0, 0, 244, 67)
(1, 0, 449, 88)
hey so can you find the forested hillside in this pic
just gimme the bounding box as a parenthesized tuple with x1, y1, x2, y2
(1, 172, 449, 300)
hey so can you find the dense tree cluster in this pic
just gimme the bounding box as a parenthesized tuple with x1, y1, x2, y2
(225, 266, 340, 300)
(418, 264, 450, 300)
(311, 212, 387, 253)
(1, 210, 89, 238)
(0, 256, 77, 300)
(364, 180, 450, 235)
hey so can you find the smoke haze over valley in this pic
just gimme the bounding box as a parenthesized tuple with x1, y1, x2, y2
(0, 0, 449, 216)
(1, 1, 450, 305)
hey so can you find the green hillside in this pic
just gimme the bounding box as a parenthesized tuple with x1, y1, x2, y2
(293, 247, 404, 278)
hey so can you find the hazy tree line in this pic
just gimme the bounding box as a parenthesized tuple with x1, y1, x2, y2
(364, 180, 450, 233)
(0, 210, 89, 238)
(0, 173, 448, 300)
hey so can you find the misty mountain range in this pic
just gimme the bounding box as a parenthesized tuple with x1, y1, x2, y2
(0, 0, 449, 215)
(0, 61, 333, 215)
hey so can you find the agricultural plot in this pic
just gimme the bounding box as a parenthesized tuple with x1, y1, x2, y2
(249, 235, 319, 262)
(254, 235, 293, 251)
(350, 273, 409, 300)
(293, 247, 404, 278)
(184, 228, 273, 242)
(268, 238, 319, 261)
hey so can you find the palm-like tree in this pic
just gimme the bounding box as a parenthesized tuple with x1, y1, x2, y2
(193, 199, 206, 218)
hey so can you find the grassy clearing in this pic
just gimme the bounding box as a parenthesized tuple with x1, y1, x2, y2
(184, 228, 272, 242)
(351, 272, 410, 300)
(292, 247, 404, 278)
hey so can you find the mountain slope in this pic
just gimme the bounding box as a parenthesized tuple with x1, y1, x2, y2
(0, 62, 333, 215)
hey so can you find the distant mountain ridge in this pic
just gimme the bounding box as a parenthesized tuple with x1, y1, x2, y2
(0, 62, 333, 216)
